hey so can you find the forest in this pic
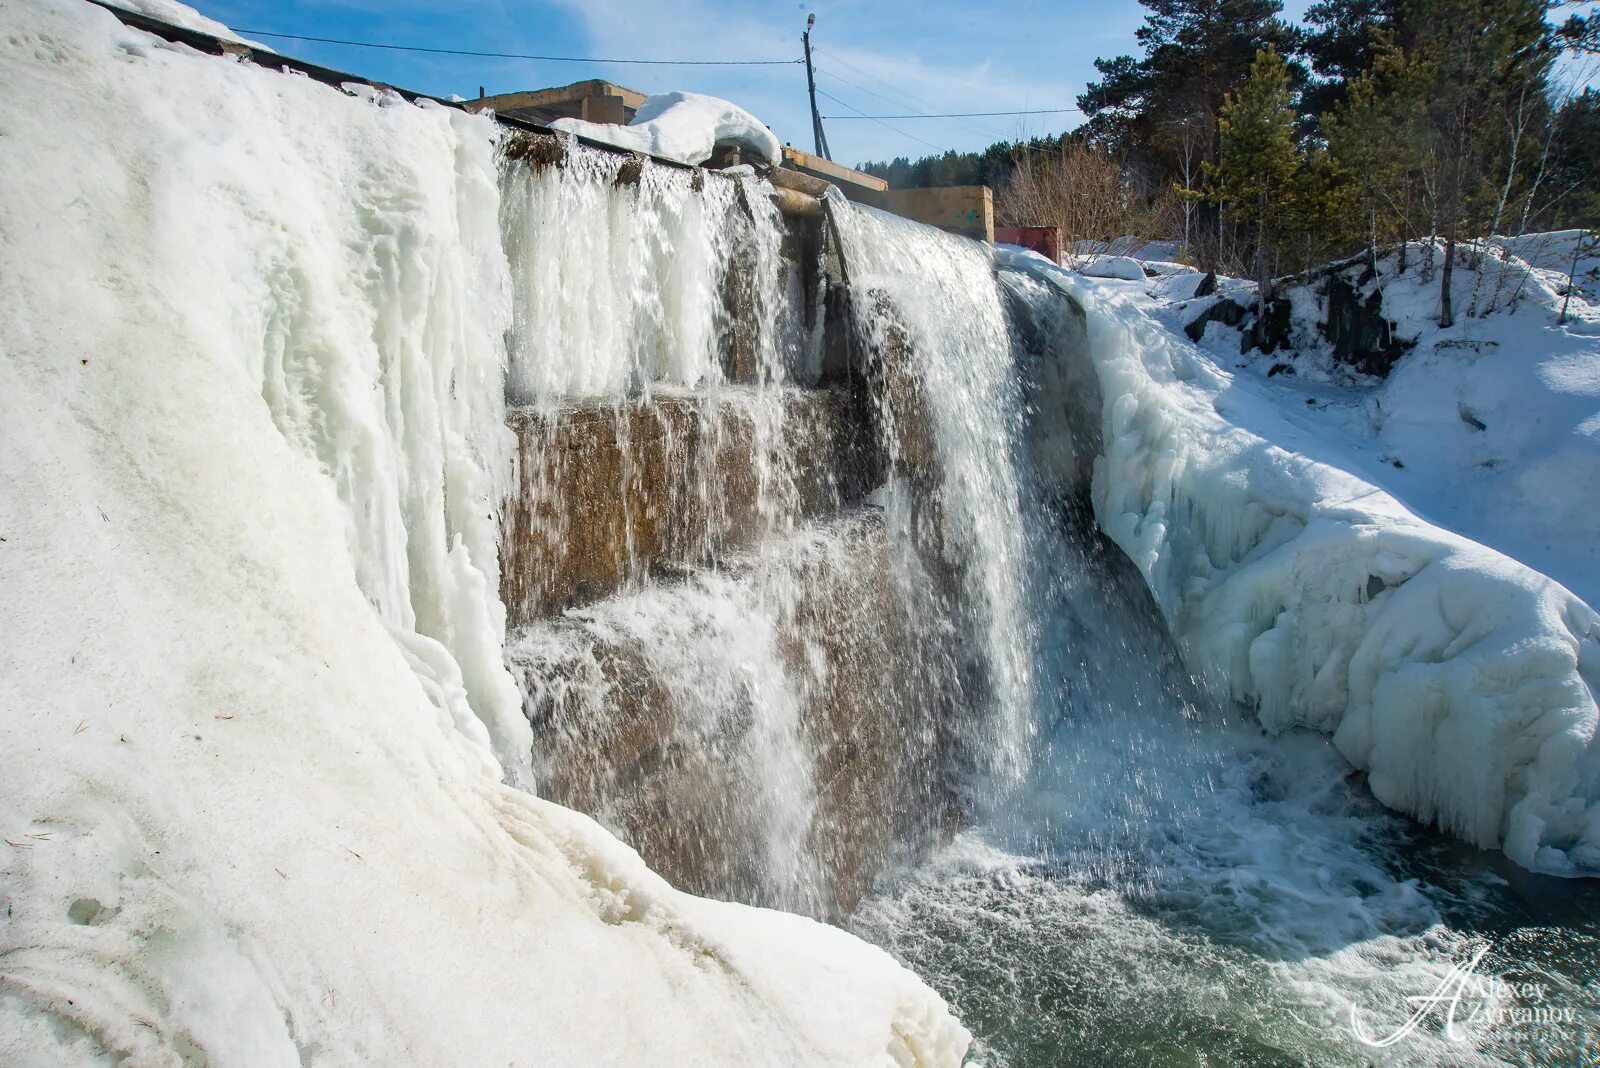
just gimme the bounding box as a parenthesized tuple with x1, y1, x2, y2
(859, 0, 1599, 310)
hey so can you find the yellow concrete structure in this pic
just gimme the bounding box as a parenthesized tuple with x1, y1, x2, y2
(468, 80, 646, 127)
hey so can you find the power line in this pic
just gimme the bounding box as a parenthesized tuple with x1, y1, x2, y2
(812, 67, 1003, 145)
(812, 49, 1009, 142)
(232, 29, 802, 66)
(812, 87, 944, 151)
(823, 108, 1081, 119)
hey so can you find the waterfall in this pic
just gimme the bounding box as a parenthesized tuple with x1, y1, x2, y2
(826, 201, 1045, 794)
(484, 147, 1586, 1067)
(11, 5, 1599, 1060)
(492, 150, 1067, 912)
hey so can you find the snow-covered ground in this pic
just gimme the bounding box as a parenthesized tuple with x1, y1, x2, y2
(0, 2, 967, 1064)
(1011, 238, 1600, 876)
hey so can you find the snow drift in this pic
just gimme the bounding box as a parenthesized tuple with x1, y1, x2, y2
(1006, 250, 1600, 877)
(551, 90, 781, 168)
(0, 1, 968, 1063)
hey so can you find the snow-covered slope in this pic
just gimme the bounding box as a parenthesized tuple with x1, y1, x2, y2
(1007, 248, 1600, 877)
(1175, 240, 1600, 611)
(0, 2, 968, 1063)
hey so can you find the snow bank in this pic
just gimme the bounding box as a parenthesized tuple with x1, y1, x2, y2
(1078, 255, 1148, 281)
(0, 2, 969, 1063)
(1003, 249, 1600, 877)
(1174, 240, 1600, 611)
(109, 0, 264, 45)
(1492, 229, 1598, 304)
(551, 90, 781, 168)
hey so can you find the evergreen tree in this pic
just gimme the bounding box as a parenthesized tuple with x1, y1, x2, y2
(1323, 34, 1432, 265)
(1299, 0, 1400, 122)
(1204, 48, 1303, 315)
(1550, 88, 1600, 226)
(1557, 6, 1600, 53)
(1078, 0, 1304, 173)
(1406, 0, 1554, 324)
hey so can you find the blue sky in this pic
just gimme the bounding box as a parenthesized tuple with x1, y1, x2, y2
(189, 0, 1306, 166)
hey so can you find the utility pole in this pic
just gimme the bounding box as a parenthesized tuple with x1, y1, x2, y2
(802, 13, 831, 160)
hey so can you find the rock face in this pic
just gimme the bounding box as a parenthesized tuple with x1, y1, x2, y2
(1323, 272, 1410, 375)
(500, 389, 875, 626)
(506, 511, 959, 917)
(496, 280, 974, 917)
(1184, 296, 1249, 342)
(495, 204, 1087, 920)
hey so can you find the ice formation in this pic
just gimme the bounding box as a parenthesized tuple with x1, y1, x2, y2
(0, 1, 969, 1063)
(1005, 249, 1600, 876)
(551, 90, 782, 168)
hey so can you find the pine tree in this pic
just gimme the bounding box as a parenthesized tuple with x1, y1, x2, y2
(1406, 0, 1554, 325)
(1300, 0, 1400, 122)
(1205, 48, 1302, 318)
(1078, 0, 1303, 175)
(1323, 34, 1432, 268)
(1550, 89, 1600, 227)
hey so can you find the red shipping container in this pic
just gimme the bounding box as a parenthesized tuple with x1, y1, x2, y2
(994, 225, 1062, 264)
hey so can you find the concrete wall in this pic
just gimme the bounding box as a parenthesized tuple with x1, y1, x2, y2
(859, 185, 995, 243)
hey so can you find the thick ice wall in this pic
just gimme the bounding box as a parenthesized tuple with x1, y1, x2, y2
(0, 2, 971, 1063)
(1006, 251, 1600, 876)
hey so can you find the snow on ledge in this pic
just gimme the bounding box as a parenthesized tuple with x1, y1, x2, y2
(1005, 250, 1600, 876)
(551, 91, 781, 168)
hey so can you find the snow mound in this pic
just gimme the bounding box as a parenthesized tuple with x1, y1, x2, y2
(0, 1, 969, 1063)
(1004, 249, 1600, 877)
(1079, 255, 1148, 281)
(1492, 229, 1599, 305)
(551, 90, 781, 167)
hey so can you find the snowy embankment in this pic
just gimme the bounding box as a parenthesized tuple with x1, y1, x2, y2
(1010, 249, 1600, 877)
(0, 2, 967, 1064)
(1170, 236, 1600, 610)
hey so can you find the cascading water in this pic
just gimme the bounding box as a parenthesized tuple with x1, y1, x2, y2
(449, 123, 1600, 1065)
(492, 140, 965, 916)
(827, 202, 1043, 793)
(833, 239, 1600, 1068)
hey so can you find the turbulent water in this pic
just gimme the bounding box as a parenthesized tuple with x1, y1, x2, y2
(830, 226, 1600, 1068)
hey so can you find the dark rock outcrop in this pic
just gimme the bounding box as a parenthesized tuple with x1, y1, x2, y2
(1322, 273, 1410, 376)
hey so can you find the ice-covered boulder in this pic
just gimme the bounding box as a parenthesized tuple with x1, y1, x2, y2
(1080, 255, 1148, 281)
